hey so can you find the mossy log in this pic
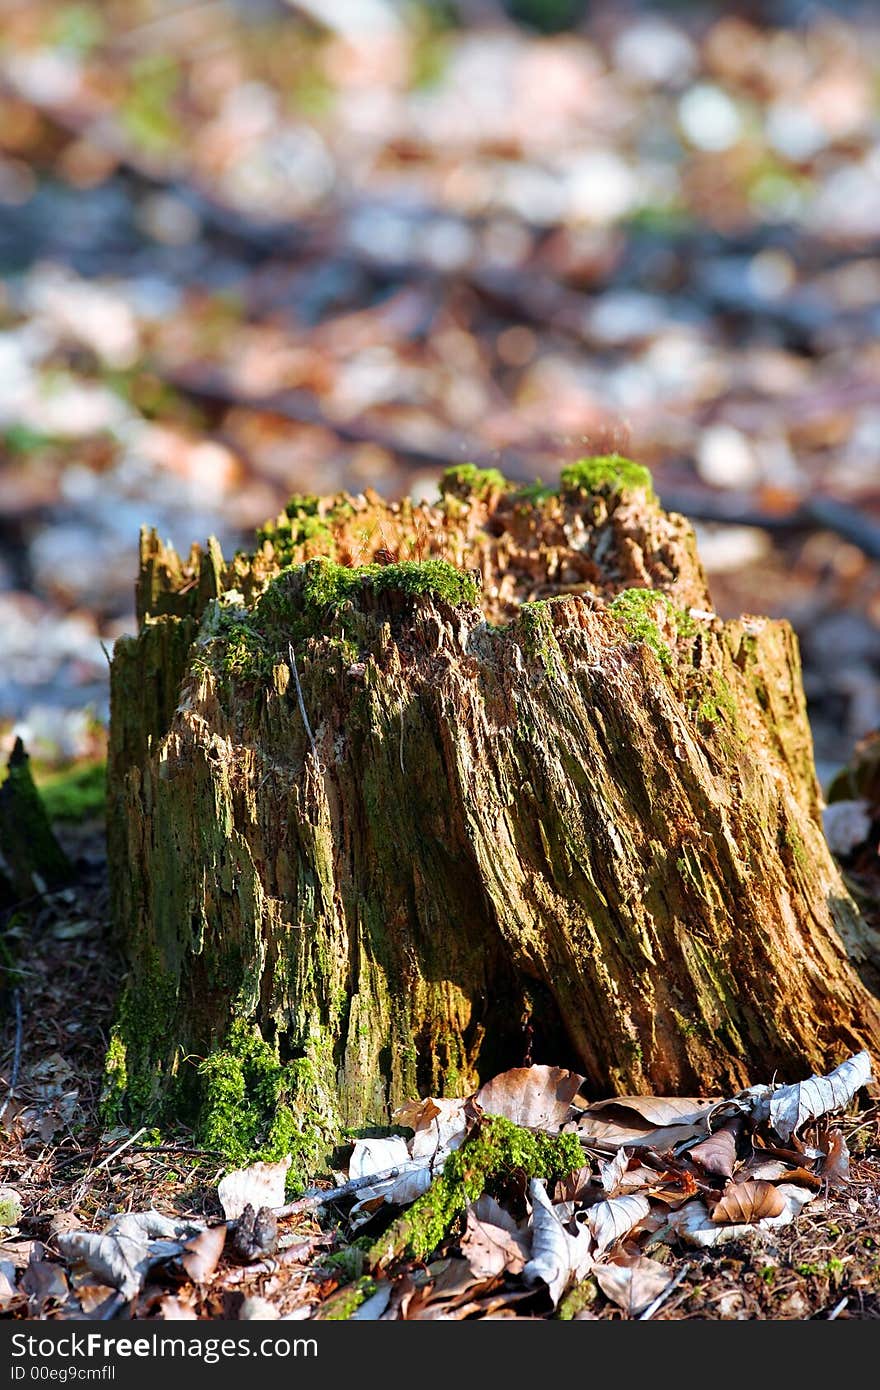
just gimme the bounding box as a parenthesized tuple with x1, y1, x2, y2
(106, 459, 880, 1173)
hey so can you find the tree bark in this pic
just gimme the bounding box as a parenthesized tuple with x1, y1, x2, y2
(105, 464, 880, 1167)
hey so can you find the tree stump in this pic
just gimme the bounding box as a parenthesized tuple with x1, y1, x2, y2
(106, 459, 880, 1177)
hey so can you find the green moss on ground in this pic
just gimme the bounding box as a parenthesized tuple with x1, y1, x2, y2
(371, 1115, 583, 1264)
(316, 1276, 378, 1320)
(36, 760, 106, 822)
(560, 455, 655, 501)
(0, 738, 72, 897)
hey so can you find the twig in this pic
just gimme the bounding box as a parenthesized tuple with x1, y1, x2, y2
(93, 1125, 148, 1173)
(639, 1263, 690, 1320)
(0, 988, 23, 1125)
(271, 1163, 416, 1220)
(287, 644, 320, 769)
(826, 1295, 848, 1320)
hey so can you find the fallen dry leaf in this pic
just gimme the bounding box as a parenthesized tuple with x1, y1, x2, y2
(586, 1194, 652, 1254)
(712, 1180, 786, 1224)
(522, 1180, 592, 1307)
(218, 1158, 290, 1221)
(58, 1211, 201, 1301)
(476, 1065, 584, 1133)
(348, 1136, 435, 1228)
(599, 1148, 631, 1195)
(180, 1224, 226, 1284)
(769, 1052, 873, 1141)
(594, 1255, 675, 1317)
(668, 1183, 815, 1247)
(574, 1095, 715, 1150)
(688, 1119, 741, 1178)
(461, 1204, 528, 1280)
(395, 1096, 469, 1160)
(819, 1130, 851, 1188)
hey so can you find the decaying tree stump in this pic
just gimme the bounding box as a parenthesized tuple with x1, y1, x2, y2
(105, 458, 880, 1176)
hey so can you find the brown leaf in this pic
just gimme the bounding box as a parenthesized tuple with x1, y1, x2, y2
(689, 1119, 741, 1178)
(594, 1256, 675, 1317)
(819, 1130, 851, 1189)
(711, 1181, 786, 1224)
(574, 1096, 715, 1150)
(181, 1224, 227, 1284)
(475, 1065, 585, 1133)
(461, 1205, 528, 1280)
(554, 1165, 596, 1204)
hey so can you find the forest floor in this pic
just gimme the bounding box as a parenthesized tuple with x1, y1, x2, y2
(1, 816, 878, 1322)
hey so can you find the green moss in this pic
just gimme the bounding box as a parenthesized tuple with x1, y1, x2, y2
(694, 674, 737, 727)
(399, 1115, 583, 1261)
(518, 600, 563, 676)
(101, 950, 179, 1124)
(191, 599, 273, 684)
(610, 589, 673, 667)
(292, 556, 480, 621)
(101, 1033, 129, 1126)
(0, 1191, 22, 1228)
(557, 1278, 598, 1320)
(439, 463, 507, 499)
(316, 1276, 378, 1320)
(196, 1020, 333, 1191)
(512, 479, 555, 504)
(560, 455, 655, 501)
(257, 494, 334, 565)
(0, 738, 72, 896)
(36, 760, 106, 822)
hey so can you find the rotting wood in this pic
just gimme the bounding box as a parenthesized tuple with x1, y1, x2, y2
(105, 458, 880, 1180)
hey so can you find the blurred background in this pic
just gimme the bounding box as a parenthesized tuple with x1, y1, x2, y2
(0, 0, 879, 787)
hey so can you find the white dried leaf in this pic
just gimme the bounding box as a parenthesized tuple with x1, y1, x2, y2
(57, 1211, 200, 1301)
(823, 800, 872, 857)
(218, 1159, 290, 1221)
(348, 1165, 434, 1228)
(595, 1256, 675, 1317)
(586, 1194, 651, 1254)
(237, 1295, 279, 1321)
(599, 1148, 631, 1196)
(769, 1052, 872, 1142)
(522, 1181, 569, 1306)
(348, 1137, 435, 1227)
(349, 1136, 410, 1180)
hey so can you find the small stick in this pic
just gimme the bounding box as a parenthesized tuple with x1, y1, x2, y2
(0, 988, 23, 1124)
(94, 1125, 148, 1173)
(639, 1263, 689, 1321)
(288, 643, 320, 767)
(271, 1163, 417, 1221)
(827, 1296, 848, 1320)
